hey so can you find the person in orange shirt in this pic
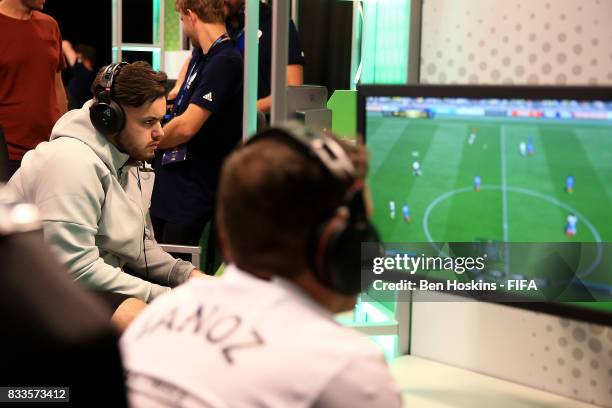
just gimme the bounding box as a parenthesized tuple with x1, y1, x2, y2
(0, 0, 67, 178)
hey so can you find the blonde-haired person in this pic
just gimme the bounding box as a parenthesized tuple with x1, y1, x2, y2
(150, 0, 243, 253)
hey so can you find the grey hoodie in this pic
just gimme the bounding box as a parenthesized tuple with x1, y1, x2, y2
(9, 102, 195, 302)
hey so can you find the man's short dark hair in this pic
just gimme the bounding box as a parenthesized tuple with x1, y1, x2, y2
(217, 131, 368, 279)
(175, 0, 225, 23)
(91, 61, 167, 108)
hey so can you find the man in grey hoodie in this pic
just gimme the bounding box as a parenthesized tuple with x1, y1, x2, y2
(9, 61, 203, 330)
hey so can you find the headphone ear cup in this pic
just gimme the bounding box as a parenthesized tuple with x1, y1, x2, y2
(313, 207, 381, 296)
(312, 210, 349, 294)
(89, 99, 125, 136)
(332, 218, 380, 296)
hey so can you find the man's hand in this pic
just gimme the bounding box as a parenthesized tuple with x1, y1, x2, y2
(62, 40, 77, 67)
(168, 86, 181, 101)
(190, 269, 211, 279)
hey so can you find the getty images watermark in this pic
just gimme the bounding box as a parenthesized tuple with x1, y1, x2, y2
(371, 252, 536, 292)
(360, 242, 612, 302)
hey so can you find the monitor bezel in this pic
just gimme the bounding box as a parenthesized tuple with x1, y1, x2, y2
(358, 84, 612, 327)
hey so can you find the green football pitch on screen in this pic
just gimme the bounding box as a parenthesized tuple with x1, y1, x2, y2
(366, 102, 612, 310)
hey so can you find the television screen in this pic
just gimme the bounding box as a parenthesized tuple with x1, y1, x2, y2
(358, 85, 612, 325)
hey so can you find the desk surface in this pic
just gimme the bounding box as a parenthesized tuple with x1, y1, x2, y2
(390, 356, 599, 408)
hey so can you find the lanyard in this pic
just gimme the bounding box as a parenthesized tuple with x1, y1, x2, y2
(174, 34, 230, 114)
(209, 33, 230, 52)
(174, 63, 197, 115)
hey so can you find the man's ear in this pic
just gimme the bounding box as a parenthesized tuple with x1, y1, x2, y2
(186, 9, 198, 24)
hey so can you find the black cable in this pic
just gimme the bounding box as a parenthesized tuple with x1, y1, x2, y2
(137, 167, 150, 279)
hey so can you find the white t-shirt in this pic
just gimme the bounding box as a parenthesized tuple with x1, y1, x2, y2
(120, 265, 401, 408)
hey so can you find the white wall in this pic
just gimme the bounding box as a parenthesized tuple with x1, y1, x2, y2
(411, 294, 612, 407)
(420, 0, 612, 85)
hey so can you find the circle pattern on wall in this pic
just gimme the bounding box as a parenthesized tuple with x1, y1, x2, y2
(420, 0, 612, 85)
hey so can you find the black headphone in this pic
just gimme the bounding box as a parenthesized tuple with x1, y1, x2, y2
(89, 62, 128, 136)
(246, 122, 381, 295)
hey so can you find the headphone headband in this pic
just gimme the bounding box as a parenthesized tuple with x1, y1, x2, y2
(247, 122, 357, 186)
(99, 62, 127, 95)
